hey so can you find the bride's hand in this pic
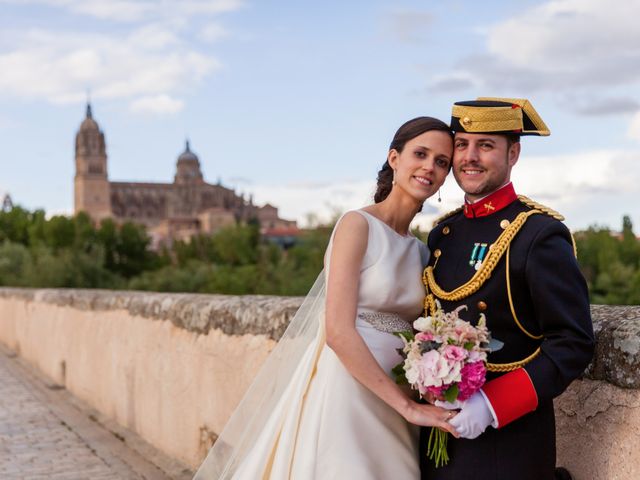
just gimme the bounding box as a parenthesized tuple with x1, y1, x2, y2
(403, 402, 460, 437)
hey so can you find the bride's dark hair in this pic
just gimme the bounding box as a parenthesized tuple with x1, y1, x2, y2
(374, 117, 452, 203)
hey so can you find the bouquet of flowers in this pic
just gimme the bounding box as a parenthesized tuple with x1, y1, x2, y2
(392, 302, 495, 468)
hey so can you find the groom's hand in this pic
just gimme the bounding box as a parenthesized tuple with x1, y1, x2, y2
(447, 391, 497, 439)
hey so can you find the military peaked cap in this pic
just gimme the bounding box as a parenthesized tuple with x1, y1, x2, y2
(451, 97, 550, 136)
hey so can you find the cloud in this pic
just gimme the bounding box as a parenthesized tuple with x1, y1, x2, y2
(130, 94, 184, 114)
(0, 0, 240, 113)
(428, 76, 475, 93)
(513, 149, 639, 198)
(560, 96, 640, 116)
(0, 27, 219, 107)
(0, 0, 245, 23)
(200, 23, 229, 43)
(627, 112, 640, 141)
(432, 0, 640, 99)
(0, 115, 16, 129)
(62, 0, 153, 22)
(385, 10, 434, 44)
(249, 180, 375, 227)
(248, 147, 640, 231)
(248, 178, 460, 230)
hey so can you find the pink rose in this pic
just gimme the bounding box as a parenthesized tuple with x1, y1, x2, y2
(443, 345, 467, 362)
(416, 332, 435, 342)
(416, 350, 456, 389)
(457, 361, 487, 401)
(426, 385, 446, 398)
(467, 350, 486, 363)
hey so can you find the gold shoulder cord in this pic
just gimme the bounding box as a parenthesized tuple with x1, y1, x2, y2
(423, 209, 539, 310)
(518, 194, 577, 257)
(488, 197, 577, 371)
(517, 195, 564, 220)
(506, 241, 543, 341)
(432, 206, 463, 228)
(424, 198, 574, 373)
(424, 207, 541, 373)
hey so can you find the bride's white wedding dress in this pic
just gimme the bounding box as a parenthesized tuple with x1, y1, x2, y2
(194, 210, 429, 480)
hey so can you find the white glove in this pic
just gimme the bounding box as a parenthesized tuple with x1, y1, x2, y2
(447, 391, 497, 440)
(434, 399, 465, 410)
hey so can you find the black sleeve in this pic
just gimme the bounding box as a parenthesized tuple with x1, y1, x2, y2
(523, 221, 595, 402)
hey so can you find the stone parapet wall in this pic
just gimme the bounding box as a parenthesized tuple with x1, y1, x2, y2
(0, 288, 303, 339)
(0, 288, 638, 479)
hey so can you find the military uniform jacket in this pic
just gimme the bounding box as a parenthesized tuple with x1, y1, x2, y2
(420, 184, 595, 480)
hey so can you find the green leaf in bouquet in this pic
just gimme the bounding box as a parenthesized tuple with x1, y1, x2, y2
(392, 362, 408, 385)
(464, 341, 475, 351)
(443, 384, 459, 403)
(394, 330, 415, 342)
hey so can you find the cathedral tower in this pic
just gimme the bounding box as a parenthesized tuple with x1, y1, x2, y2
(174, 140, 204, 185)
(74, 103, 112, 221)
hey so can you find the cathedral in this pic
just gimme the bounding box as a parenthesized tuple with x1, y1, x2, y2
(73, 104, 296, 245)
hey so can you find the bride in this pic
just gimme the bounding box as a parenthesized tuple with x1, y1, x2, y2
(194, 116, 457, 479)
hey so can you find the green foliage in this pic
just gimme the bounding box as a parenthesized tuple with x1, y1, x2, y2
(1, 204, 637, 304)
(0, 205, 333, 295)
(575, 215, 640, 305)
(0, 241, 30, 286)
(0, 206, 33, 245)
(2, 203, 637, 304)
(0, 207, 159, 289)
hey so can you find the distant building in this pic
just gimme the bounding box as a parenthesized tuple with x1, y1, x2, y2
(1, 193, 12, 212)
(73, 104, 297, 246)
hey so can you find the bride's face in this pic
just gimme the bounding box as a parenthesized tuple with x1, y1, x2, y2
(388, 130, 452, 202)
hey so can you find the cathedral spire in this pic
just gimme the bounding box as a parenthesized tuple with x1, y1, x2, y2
(86, 102, 93, 119)
(175, 139, 203, 184)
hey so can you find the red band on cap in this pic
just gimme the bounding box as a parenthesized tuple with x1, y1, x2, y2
(482, 368, 538, 428)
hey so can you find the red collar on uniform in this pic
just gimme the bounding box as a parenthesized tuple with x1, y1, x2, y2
(463, 183, 517, 218)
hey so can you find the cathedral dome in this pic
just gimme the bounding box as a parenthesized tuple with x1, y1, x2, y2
(80, 103, 99, 131)
(174, 140, 204, 184)
(178, 140, 199, 163)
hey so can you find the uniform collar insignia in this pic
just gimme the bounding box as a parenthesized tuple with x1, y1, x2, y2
(463, 183, 517, 218)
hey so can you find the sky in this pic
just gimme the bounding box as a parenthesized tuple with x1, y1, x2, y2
(1, 0, 640, 232)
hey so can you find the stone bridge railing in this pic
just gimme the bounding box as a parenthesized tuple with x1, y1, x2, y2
(0, 288, 638, 480)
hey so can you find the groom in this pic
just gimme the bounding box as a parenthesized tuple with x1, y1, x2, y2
(421, 98, 595, 480)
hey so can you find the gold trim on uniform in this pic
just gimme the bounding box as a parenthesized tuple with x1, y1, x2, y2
(506, 243, 543, 340)
(423, 210, 539, 310)
(477, 97, 550, 136)
(486, 347, 541, 373)
(432, 206, 463, 227)
(518, 195, 564, 220)
(423, 195, 571, 372)
(451, 105, 523, 133)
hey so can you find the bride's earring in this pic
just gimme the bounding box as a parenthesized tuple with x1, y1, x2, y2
(438, 190, 442, 202)
(392, 169, 397, 186)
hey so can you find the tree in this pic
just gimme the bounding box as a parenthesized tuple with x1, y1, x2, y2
(620, 215, 640, 267)
(0, 206, 32, 245)
(43, 215, 75, 250)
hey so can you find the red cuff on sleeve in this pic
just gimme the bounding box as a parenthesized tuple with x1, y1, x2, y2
(482, 368, 538, 428)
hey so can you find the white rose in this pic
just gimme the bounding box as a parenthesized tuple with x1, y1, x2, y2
(413, 316, 434, 332)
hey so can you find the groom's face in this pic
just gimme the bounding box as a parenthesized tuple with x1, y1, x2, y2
(452, 132, 520, 201)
